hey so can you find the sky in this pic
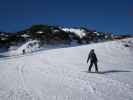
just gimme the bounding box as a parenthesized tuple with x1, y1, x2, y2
(0, 0, 132, 34)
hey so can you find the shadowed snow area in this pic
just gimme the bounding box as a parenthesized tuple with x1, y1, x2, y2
(0, 38, 133, 100)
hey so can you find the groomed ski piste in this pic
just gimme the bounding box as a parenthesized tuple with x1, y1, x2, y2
(0, 38, 133, 100)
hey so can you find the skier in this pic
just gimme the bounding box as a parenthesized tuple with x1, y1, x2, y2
(22, 49, 26, 55)
(87, 49, 98, 72)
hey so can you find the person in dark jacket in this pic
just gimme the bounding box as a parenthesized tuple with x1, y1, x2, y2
(22, 49, 26, 55)
(87, 49, 98, 72)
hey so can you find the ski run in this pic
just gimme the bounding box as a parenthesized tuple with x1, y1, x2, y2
(0, 38, 133, 100)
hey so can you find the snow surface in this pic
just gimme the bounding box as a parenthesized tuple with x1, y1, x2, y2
(21, 34, 30, 38)
(0, 38, 133, 100)
(9, 40, 40, 56)
(62, 28, 86, 38)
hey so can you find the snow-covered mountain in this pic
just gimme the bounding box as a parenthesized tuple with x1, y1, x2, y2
(1, 25, 133, 50)
(0, 38, 133, 100)
(0, 25, 114, 49)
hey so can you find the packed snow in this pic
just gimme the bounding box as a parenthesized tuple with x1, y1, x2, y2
(0, 38, 133, 100)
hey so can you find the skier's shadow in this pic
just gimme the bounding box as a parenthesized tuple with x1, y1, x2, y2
(98, 70, 131, 74)
(84, 70, 131, 74)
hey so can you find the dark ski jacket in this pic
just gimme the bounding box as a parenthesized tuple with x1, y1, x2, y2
(87, 51, 98, 63)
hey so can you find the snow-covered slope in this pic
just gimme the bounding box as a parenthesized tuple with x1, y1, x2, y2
(0, 38, 133, 100)
(9, 40, 40, 56)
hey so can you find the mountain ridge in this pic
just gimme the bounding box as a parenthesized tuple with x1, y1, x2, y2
(0, 24, 132, 49)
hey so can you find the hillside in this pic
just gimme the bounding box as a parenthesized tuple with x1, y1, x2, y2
(0, 38, 133, 100)
(0, 25, 113, 49)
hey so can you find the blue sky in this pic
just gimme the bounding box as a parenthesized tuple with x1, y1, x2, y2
(0, 0, 132, 34)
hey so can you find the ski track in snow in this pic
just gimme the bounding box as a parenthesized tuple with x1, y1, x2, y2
(0, 38, 133, 100)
